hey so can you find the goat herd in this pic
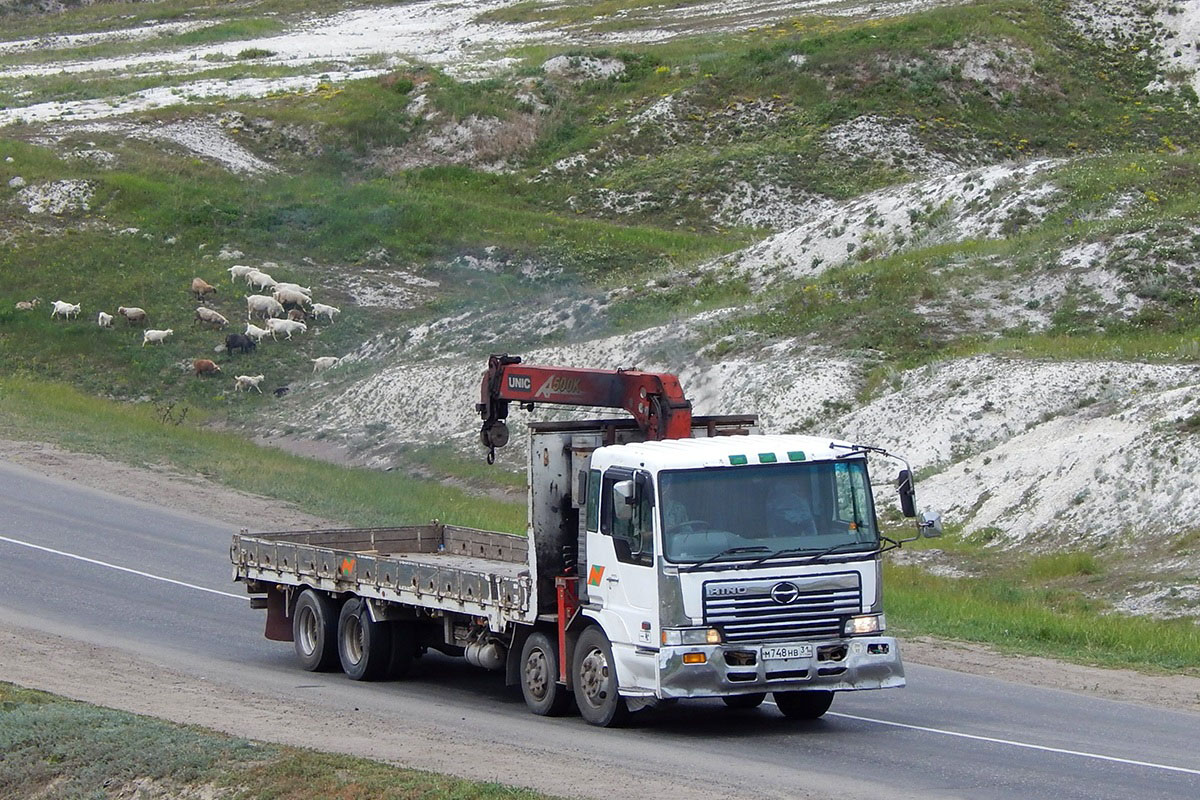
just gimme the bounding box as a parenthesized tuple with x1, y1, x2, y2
(16, 264, 344, 396)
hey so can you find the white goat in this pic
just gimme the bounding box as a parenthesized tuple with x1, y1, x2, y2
(117, 306, 147, 325)
(15, 298, 41, 311)
(272, 288, 311, 308)
(244, 322, 270, 342)
(195, 306, 229, 327)
(265, 317, 306, 340)
(245, 269, 277, 291)
(246, 294, 284, 320)
(311, 356, 340, 373)
(227, 264, 255, 283)
(142, 328, 173, 346)
(310, 303, 340, 322)
(97, 311, 114, 328)
(50, 300, 80, 320)
(274, 282, 312, 297)
(234, 374, 265, 393)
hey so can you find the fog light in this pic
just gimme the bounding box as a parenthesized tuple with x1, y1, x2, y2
(682, 652, 707, 665)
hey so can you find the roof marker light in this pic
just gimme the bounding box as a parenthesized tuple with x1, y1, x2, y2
(788, 450, 806, 461)
(729, 455, 748, 465)
(758, 453, 778, 463)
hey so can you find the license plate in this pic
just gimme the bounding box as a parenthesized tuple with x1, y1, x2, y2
(761, 644, 813, 660)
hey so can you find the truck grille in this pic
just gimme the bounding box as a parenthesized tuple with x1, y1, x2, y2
(703, 574, 862, 643)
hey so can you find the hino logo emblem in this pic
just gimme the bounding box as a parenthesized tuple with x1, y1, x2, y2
(770, 582, 800, 604)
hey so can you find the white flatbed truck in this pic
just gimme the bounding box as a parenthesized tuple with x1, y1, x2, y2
(231, 355, 941, 726)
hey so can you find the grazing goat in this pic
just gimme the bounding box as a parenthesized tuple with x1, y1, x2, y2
(227, 264, 255, 283)
(311, 356, 341, 373)
(245, 269, 277, 291)
(273, 385, 290, 397)
(272, 288, 311, 308)
(97, 311, 114, 328)
(310, 303, 340, 323)
(142, 328, 173, 346)
(225, 333, 257, 354)
(193, 358, 221, 377)
(234, 374, 264, 393)
(15, 298, 40, 311)
(117, 306, 147, 325)
(274, 282, 312, 297)
(191, 277, 217, 300)
(287, 308, 307, 322)
(195, 306, 229, 327)
(243, 322, 270, 342)
(50, 300, 81, 320)
(246, 294, 284, 320)
(265, 317, 306, 340)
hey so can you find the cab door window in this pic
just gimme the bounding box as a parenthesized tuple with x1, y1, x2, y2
(601, 471, 654, 567)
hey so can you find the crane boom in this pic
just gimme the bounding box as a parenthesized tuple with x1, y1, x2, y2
(477, 354, 693, 461)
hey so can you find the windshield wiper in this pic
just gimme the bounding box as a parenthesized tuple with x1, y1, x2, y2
(744, 540, 878, 569)
(683, 546, 769, 573)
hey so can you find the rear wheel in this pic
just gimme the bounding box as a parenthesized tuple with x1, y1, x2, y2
(520, 632, 572, 716)
(722, 692, 766, 710)
(292, 590, 339, 672)
(572, 627, 630, 727)
(773, 690, 834, 719)
(337, 598, 393, 681)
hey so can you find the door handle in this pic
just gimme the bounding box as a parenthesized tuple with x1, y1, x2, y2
(606, 575, 620, 584)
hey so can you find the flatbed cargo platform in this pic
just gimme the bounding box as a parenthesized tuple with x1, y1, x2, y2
(232, 524, 533, 628)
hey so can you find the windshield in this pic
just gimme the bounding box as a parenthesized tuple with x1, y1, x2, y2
(659, 460, 878, 565)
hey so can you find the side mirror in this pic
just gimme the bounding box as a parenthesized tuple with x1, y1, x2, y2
(897, 470, 916, 518)
(614, 480, 635, 521)
(919, 509, 943, 537)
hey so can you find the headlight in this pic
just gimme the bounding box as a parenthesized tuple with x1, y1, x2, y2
(661, 627, 722, 646)
(844, 614, 885, 636)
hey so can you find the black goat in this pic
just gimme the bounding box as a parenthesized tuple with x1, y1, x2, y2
(225, 333, 257, 354)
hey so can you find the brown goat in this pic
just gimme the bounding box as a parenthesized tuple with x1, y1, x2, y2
(191, 277, 217, 300)
(193, 358, 221, 377)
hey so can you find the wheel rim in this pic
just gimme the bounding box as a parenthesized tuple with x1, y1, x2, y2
(578, 646, 611, 709)
(524, 646, 550, 701)
(342, 613, 364, 664)
(298, 606, 318, 656)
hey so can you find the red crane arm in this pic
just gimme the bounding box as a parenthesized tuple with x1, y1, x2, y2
(477, 354, 693, 459)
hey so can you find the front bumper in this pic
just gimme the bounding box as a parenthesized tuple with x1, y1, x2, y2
(656, 636, 904, 699)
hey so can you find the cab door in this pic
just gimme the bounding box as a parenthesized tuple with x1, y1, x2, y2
(585, 468, 659, 651)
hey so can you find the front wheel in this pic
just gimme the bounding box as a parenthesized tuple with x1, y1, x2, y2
(572, 627, 630, 727)
(722, 692, 766, 710)
(520, 632, 573, 716)
(773, 690, 834, 719)
(337, 598, 393, 681)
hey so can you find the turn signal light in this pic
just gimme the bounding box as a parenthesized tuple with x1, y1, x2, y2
(682, 652, 707, 665)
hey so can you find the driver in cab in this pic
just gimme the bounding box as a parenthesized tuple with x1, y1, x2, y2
(765, 482, 818, 538)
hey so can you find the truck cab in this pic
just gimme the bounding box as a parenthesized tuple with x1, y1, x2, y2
(580, 434, 904, 711)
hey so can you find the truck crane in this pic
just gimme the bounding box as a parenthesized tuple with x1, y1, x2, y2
(232, 354, 941, 727)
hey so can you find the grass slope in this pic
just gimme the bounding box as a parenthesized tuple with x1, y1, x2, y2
(0, 682, 553, 800)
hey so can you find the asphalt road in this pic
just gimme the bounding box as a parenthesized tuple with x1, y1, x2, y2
(1, 458, 1197, 799)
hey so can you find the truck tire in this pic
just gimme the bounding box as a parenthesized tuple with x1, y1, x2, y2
(773, 690, 834, 719)
(337, 597, 393, 681)
(722, 692, 766, 709)
(293, 589, 339, 672)
(387, 621, 416, 680)
(572, 626, 630, 727)
(520, 631, 572, 716)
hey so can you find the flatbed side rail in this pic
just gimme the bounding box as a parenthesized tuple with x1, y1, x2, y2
(231, 524, 533, 629)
